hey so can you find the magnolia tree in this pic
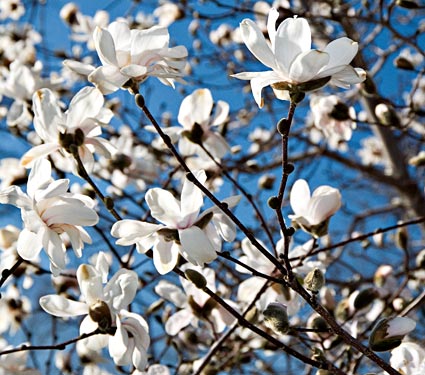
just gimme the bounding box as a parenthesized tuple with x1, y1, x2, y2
(0, 0, 424, 374)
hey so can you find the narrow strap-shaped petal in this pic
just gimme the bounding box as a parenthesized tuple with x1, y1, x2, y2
(240, 19, 277, 70)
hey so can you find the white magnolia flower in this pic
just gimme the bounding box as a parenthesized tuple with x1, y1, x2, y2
(0, 159, 99, 274)
(0, 158, 26, 190)
(310, 95, 356, 143)
(289, 179, 341, 237)
(66, 21, 188, 94)
(390, 342, 425, 375)
(21, 86, 115, 172)
(232, 8, 366, 107)
(40, 263, 149, 370)
(0, 338, 40, 375)
(0, 285, 31, 334)
(0, 0, 24, 21)
(155, 266, 235, 335)
(177, 88, 230, 160)
(111, 170, 240, 274)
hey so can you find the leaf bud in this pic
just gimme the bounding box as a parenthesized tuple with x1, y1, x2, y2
(304, 268, 325, 293)
(267, 196, 280, 210)
(135, 93, 145, 108)
(263, 302, 289, 334)
(258, 174, 276, 190)
(369, 317, 416, 352)
(185, 269, 207, 289)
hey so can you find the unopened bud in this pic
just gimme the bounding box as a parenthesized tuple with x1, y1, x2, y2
(394, 56, 415, 70)
(352, 288, 379, 310)
(258, 174, 276, 190)
(396, 0, 419, 9)
(263, 302, 289, 334)
(267, 196, 280, 210)
(395, 226, 408, 251)
(329, 102, 351, 121)
(304, 268, 325, 294)
(369, 317, 416, 352)
(408, 151, 425, 167)
(416, 249, 425, 268)
(375, 103, 399, 126)
(185, 269, 207, 289)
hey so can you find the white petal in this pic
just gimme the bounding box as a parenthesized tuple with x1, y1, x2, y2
(165, 309, 193, 336)
(93, 26, 119, 66)
(154, 280, 187, 308)
(248, 70, 285, 108)
(20, 143, 59, 169)
(32, 89, 63, 142)
(131, 26, 169, 58)
(211, 100, 229, 126)
(63, 59, 95, 75)
(240, 19, 277, 70)
(42, 228, 67, 271)
(275, 17, 311, 74)
(290, 179, 311, 217)
(39, 295, 88, 317)
(26, 158, 52, 196)
(180, 170, 206, 225)
(267, 8, 279, 51)
(323, 37, 358, 70)
(43, 198, 98, 227)
(107, 21, 131, 52)
(104, 269, 138, 311)
(111, 219, 160, 246)
(289, 50, 329, 83)
(67, 87, 104, 130)
(17, 229, 42, 260)
(308, 187, 341, 225)
(328, 65, 366, 87)
(179, 226, 217, 266)
(0, 185, 31, 209)
(178, 89, 213, 129)
(146, 188, 181, 227)
(88, 65, 128, 94)
(153, 239, 179, 275)
(77, 264, 104, 305)
(120, 64, 148, 78)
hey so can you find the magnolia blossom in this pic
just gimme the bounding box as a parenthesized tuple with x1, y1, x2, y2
(310, 95, 356, 143)
(232, 8, 366, 107)
(66, 21, 187, 94)
(0, 159, 98, 274)
(21, 86, 115, 172)
(289, 179, 341, 237)
(40, 262, 149, 370)
(0, 338, 40, 375)
(111, 170, 240, 274)
(155, 266, 235, 335)
(177, 88, 230, 160)
(390, 342, 425, 375)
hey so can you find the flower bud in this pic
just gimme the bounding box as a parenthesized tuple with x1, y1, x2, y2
(396, 0, 419, 9)
(394, 56, 415, 71)
(408, 151, 425, 167)
(415, 249, 425, 268)
(375, 103, 398, 126)
(304, 268, 325, 294)
(258, 174, 276, 190)
(352, 288, 379, 310)
(369, 317, 416, 352)
(185, 269, 207, 289)
(263, 302, 289, 334)
(395, 226, 408, 251)
(182, 122, 204, 145)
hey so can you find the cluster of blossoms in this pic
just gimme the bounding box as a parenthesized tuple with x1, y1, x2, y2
(0, 2, 422, 375)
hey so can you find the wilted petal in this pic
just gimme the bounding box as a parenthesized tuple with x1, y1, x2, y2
(165, 309, 193, 336)
(39, 295, 88, 317)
